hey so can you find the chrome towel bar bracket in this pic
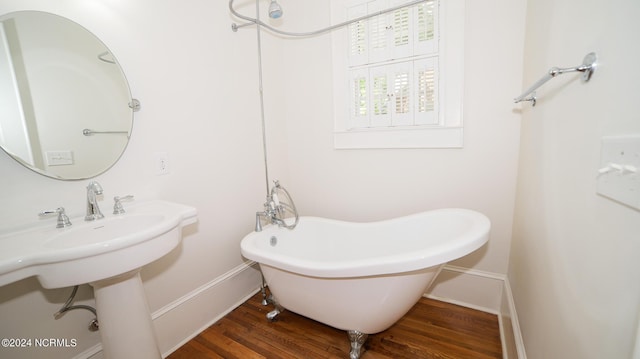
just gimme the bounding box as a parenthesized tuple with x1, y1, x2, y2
(514, 52, 597, 106)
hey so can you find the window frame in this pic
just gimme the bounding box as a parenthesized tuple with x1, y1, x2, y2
(331, 0, 465, 149)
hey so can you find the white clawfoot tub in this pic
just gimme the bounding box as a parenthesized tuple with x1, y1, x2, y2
(240, 208, 490, 359)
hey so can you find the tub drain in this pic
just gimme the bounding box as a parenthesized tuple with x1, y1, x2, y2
(270, 236, 278, 247)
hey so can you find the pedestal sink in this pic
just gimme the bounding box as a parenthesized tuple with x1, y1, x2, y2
(0, 200, 198, 359)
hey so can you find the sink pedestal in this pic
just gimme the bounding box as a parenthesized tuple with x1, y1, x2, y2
(91, 270, 161, 359)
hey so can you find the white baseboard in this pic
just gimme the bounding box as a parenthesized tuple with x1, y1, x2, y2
(502, 277, 527, 359)
(76, 344, 102, 359)
(426, 264, 526, 359)
(156, 262, 262, 356)
(427, 265, 505, 313)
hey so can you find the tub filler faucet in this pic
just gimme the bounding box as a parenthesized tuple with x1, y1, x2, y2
(255, 180, 299, 232)
(85, 181, 105, 221)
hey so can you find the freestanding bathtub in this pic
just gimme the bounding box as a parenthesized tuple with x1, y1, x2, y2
(240, 208, 490, 359)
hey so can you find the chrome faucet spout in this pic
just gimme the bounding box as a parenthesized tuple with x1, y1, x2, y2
(85, 181, 105, 221)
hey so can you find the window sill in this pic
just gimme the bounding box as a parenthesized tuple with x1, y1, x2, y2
(333, 126, 463, 149)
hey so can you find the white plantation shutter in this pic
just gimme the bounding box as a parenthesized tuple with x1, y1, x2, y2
(348, 4, 368, 66)
(349, 68, 370, 128)
(344, 0, 443, 131)
(349, 0, 436, 65)
(336, 0, 465, 149)
(367, 0, 389, 63)
(414, 57, 438, 125)
(390, 0, 413, 59)
(415, 0, 437, 54)
(391, 61, 413, 125)
(369, 65, 391, 126)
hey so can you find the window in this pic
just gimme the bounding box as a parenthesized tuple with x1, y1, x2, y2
(331, 0, 465, 149)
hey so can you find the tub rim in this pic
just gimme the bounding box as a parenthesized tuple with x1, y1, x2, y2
(241, 208, 490, 278)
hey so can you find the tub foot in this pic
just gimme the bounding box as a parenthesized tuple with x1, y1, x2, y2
(347, 330, 368, 359)
(266, 302, 284, 321)
(266, 307, 281, 321)
(264, 294, 284, 322)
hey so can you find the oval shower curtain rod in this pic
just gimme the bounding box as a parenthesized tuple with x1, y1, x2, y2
(229, 0, 429, 36)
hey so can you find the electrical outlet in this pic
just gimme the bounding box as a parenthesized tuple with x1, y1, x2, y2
(155, 152, 170, 175)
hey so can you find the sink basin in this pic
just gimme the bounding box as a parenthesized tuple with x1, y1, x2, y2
(0, 200, 197, 288)
(44, 214, 166, 249)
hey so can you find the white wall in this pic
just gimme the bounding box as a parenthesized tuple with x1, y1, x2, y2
(0, 1, 273, 358)
(510, 0, 640, 357)
(278, 0, 525, 290)
(0, 0, 528, 358)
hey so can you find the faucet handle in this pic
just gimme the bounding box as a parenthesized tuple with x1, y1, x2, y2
(113, 195, 134, 214)
(39, 207, 72, 228)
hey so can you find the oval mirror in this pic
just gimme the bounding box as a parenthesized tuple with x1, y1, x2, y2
(0, 11, 137, 180)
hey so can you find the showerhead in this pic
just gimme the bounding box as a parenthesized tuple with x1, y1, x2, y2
(268, 0, 283, 19)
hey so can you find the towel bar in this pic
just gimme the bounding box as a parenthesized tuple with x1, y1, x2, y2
(514, 52, 597, 106)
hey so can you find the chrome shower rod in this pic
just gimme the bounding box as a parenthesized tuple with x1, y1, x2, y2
(229, 0, 429, 37)
(514, 52, 597, 106)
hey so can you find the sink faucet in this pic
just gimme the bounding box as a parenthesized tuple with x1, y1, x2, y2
(39, 207, 73, 228)
(85, 181, 105, 221)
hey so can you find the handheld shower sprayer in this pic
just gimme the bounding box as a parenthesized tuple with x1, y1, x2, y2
(255, 180, 299, 232)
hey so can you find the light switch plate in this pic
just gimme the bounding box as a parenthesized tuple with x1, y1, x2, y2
(596, 135, 640, 210)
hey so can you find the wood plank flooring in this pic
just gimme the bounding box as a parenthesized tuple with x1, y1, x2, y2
(167, 292, 502, 359)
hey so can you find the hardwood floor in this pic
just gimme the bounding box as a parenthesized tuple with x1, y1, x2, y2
(167, 292, 502, 359)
